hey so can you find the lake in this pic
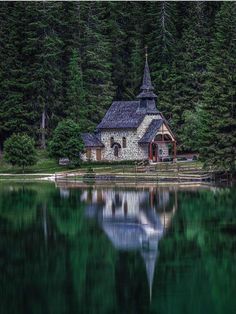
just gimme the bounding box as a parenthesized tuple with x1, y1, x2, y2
(0, 182, 235, 314)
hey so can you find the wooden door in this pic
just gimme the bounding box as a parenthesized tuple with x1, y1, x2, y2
(152, 144, 157, 162)
(86, 149, 91, 159)
(96, 149, 101, 161)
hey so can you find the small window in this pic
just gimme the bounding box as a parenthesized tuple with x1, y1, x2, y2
(110, 137, 114, 148)
(86, 149, 91, 159)
(122, 137, 126, 148)
(154, 134, 162, 141)
(114, 145, 119, 157)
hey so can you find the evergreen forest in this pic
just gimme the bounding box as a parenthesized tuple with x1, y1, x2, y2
(0, 1, 235, 170)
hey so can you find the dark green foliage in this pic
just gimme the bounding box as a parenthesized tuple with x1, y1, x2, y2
(0, 1, 235, 170)
(0, 3, 33, 148)
(65, 49, 87, 129)
(146, 1, 177, 120)
(200, 3, 236, 171)
(48, 119, 84, 165)
(4, 134, 37, 171)
(81, 2, 115, 125)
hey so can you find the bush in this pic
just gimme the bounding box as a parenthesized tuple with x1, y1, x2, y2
(4, 134, 37, 172)
(48, 119, 84, 166)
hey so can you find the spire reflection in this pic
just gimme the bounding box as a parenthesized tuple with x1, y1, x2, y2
(83, 186, 177, 300)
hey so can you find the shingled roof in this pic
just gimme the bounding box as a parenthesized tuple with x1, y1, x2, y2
(138, 119, 163, 144)
(81, 133, 104, 147)
(97, 101, 146, 129)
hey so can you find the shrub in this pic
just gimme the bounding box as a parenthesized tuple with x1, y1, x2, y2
(48, 119, 84, 166)
(4, 134, 37, 172)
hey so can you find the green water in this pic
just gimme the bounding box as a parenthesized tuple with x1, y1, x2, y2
(0, 182, 235, 314)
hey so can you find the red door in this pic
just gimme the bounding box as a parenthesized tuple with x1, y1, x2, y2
(150, 143, 158, 162)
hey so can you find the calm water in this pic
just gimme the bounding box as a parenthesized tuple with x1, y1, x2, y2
(0, 182, 236, 314)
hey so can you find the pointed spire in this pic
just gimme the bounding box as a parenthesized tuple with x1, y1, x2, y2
(140, 46, 154, 91)
(141, 248, 158, 303)
(137, 46, 157, 100)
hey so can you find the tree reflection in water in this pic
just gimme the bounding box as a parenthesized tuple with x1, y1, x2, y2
(0, 182, 236, 314)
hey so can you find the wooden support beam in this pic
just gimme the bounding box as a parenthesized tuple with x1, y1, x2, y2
(149, 142, 153, 160)
(173, 141, 177, 162)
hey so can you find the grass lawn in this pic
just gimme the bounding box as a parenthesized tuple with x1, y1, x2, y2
(0, 150, 71, 174)
(0, 149, 203, 176)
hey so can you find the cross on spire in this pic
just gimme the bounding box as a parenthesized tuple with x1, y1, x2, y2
(145, 45, 148, 62)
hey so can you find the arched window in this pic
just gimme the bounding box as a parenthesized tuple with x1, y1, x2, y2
(164, 134, 172, 141)
(114, 145, 119, 157)
(110, 137, 114, 148)
(154, 133, 172, 142)
(154, 134, 162, 141)
(122, 137, 126, 148)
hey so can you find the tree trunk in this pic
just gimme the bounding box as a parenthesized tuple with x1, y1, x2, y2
(41, 109, 46, 149)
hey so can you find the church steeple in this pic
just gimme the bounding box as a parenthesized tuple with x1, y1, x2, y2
(137, 47, 158, 113)
(140, 46, 155, 92)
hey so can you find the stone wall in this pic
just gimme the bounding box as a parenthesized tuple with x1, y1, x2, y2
(81, 148, 104, 161)
(100, 129, 139, 160)
(100, 114, 162, 161)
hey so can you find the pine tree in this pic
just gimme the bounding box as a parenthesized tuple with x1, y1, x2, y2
(81, 2, 115, 126)
(22, 2, 64, 148)
(0, 3, 33, 151)
(66, 49, 87, 130)
(103, 1, 128, 100)
(169, 2, 211, 148)
(123, 2, 145, 100)
(146, 1, 178, 119)
(200, 2, 236, 171)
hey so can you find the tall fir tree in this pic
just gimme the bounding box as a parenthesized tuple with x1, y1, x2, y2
(66, 49, 87, 130)
(124, 2, 145, 100)
(81, 2, 115, 126)
(22, 2, 64, 148)
(0, 3, 33, 152)
(169, 2, 211, 149)
(105, 1, 129, 100)
(200, 2, 236, 171)
(146, 1, 178, 122)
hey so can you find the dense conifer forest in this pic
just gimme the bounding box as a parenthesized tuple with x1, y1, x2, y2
(0, 1, 235, 170)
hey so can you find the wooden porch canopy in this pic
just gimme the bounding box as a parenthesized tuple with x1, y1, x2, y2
(139, 118, 177, 161)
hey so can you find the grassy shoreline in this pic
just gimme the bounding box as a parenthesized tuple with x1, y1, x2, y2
(1, 149, 228, 184)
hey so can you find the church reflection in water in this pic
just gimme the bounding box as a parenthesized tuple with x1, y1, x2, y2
(81, 186, 177, 300)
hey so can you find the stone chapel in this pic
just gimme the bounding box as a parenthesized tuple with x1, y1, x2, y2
(81, 53, 176, 162)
